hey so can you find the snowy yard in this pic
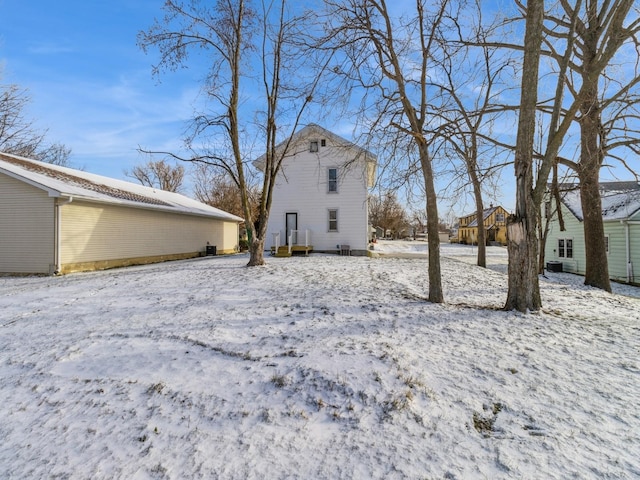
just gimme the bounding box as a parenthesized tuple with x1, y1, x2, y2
(1, 242, 638, 479)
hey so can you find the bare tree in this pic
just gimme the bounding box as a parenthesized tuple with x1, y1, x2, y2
(0, 83, 72, 166)
(431, 7, 518, 267)
(192, 162, 260, 219)
(322, 0, 459, 303)
(543, 0, 640, 292)
(484, 0, 621, 310)
(504, 0, 545, 312)
(368, 191, 409, 239)
(139, 0, 330, 266)
(125, 159, 185, 192)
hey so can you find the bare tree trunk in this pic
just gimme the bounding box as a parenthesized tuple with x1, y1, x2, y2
(248, 236, 266, 266)
(579, 166, 611, 291)
(504, 0, 544, 312)
(577, 4, 611, 292)
(419, 144, 443, 303)
(470, 169, 486, 267)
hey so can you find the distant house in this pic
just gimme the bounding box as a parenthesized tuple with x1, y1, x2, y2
(0, 152, 243, 275)
(253, 124, 377, 256)
(457, 205, 509, 246)
(544, 182, 640, 285)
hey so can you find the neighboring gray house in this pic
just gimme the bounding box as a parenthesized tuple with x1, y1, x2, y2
(0, 152, 243, 275)
(253, 124, 377, 256)
(544, 182, 640, 285)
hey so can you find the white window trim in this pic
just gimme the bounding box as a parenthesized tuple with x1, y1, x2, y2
(557, 237, 573, 259)
(310, 140, 319, 152)
(328, 208, 338, 232)
(327, 167, 338, 193)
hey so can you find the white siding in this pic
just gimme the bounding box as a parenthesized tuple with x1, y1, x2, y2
(0, 174, 55, 274)
(267, 136, 371, 253)
(60, 201, 238, 265)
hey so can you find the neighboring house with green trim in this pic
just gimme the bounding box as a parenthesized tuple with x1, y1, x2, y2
(544, 182, 640, 285)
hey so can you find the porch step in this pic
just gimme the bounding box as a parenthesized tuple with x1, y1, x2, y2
(271, 245, 313, 257)
(274, 246, 291, 257)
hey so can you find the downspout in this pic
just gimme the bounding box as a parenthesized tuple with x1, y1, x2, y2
(55, 196, 73, 274)
(621, 220, 631, 283)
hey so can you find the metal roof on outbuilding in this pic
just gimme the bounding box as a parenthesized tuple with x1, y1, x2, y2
(0, 152, 243, 223)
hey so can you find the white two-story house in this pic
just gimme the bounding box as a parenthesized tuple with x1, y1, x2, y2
(254, 124, 377, 256)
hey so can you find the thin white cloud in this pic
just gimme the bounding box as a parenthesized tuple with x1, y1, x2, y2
(27, 42, 75, 55)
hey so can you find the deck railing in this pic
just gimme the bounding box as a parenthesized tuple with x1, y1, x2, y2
(272, 232, 281, 252)
(272, 229, 312, 255)
(291, 229, 311, 247)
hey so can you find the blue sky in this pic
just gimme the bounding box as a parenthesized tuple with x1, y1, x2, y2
(1, 1, 636, 219)
(0, 0, 511, 216)
(0, 0, 198, 177)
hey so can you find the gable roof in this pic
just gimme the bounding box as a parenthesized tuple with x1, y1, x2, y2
(252, 123, 377, 172)
(459, 205, 507, 227)
(558, 182, 640, 221)
(0, 152, 243, 222)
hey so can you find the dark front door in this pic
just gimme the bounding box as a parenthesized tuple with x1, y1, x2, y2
(285, 212, 298, 245)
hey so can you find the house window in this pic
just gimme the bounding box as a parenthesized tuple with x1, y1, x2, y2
(605, 235, 609, 255)
(558, 238, 573, 258)
(544, 201, 551, 219)
(328, 168, 338, 193)
(496, 213, 505, 223)
(321, 139, 326, 147)
(310, 140, 319, 152)
(328, 209, 338, 232)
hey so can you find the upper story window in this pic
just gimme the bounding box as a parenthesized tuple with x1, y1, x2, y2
(321, 139, 326, 147)
(605, 235, 609, 255)
(328, 168, 338, 193)
(310, 140, 319, 152)
(496, 213, 505, 223)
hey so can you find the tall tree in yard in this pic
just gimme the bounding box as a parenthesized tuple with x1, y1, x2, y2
(139, 0, 329, 266)
(504, 0, 545, 312)
(431, 8, 517, 268)
(496, 0, 629, 310)
(543, 0, 640, 292)
(322, 0, 456, 303)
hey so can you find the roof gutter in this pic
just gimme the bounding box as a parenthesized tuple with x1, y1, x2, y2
(55, 196, 73, 275)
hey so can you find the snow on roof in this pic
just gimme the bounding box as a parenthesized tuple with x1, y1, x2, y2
(559, 182, 640, 221)
(252, 124, 377, 171)
(461, 206, 503, 227)
(0, 152, 243, 223)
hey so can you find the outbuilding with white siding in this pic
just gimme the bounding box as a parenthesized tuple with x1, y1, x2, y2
(253, 124, 376, 256)
(0, 152, 243, 275)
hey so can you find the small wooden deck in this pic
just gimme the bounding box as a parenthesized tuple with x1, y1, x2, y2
(271, 245, 313, 257)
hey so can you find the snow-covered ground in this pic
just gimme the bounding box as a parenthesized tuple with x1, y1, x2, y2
(1, 241, 638, 479)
